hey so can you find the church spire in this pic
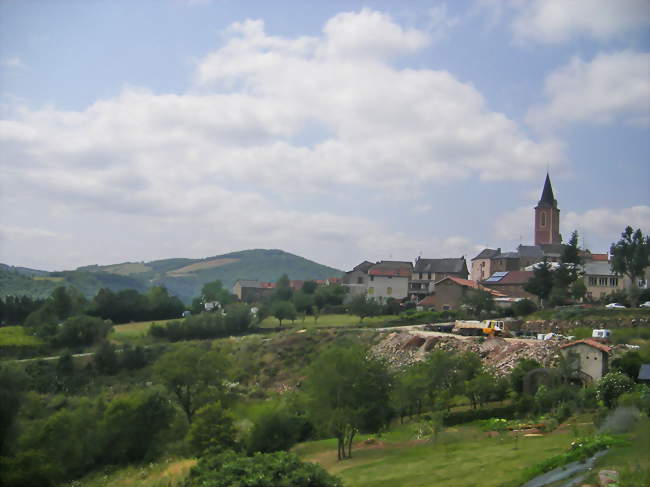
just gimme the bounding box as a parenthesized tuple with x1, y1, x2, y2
(538, 173, 556, 208)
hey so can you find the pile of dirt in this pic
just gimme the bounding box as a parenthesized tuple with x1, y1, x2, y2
(370, 332, 560, 375)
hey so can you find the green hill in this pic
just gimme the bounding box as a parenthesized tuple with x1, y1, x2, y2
(1, 249, 343, 302)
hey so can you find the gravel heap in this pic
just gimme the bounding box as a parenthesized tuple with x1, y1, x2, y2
(370, 332, 561, 375)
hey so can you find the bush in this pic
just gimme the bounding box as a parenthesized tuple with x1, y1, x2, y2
(247, 408, 309, 454)
(186, 450, 342, 487)
(511, 299, 537, 317)
(187, 402, 237, 456)
(54, 316, 112, 348)
(597, 371, 635, 408)
(443, 404, 517, 426)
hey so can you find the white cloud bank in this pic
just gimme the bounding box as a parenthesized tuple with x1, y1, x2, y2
(528, 51, 650, 128)
(1, 9, 562, 269)
(512, 0, 650, 43)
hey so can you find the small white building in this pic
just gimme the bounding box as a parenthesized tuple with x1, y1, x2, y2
(366, 261, 413, 301)
(560, 339, 611, 383)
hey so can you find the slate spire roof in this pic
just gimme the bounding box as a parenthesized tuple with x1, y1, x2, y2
(537, 173, 557, 208)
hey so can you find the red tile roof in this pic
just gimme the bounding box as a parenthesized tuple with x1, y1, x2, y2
(368, 261, 413, 277)
(438, 276, 508, 297)
(590, 254, 609, 261)
(560, 339, 611, 353)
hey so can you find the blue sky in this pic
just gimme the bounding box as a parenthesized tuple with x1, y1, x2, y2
(1, 0, 649, 271)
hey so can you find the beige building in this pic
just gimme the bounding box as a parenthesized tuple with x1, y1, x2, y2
(560, 339, 611, 383)
(583, 261, 625, 300)
(367, 261, 413, 301)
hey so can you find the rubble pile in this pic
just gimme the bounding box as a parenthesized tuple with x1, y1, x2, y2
(370, 332, 561, 375)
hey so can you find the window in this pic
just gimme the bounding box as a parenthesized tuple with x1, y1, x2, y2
(541, 212, 546, 227)
(428, 272, 432, 280)
(370, 275, 374, 281)
(357, 277, 363, 284)
(442, 305, 451, 311)
(368, 287, 374, 295)
(589, 277, 597, 286)
(387, 287, 393, 295)
(598, 277, 607, 286)
(609, 277, 618, 287)
(639, 279, 648, 288)
(419, 273, 423, 279)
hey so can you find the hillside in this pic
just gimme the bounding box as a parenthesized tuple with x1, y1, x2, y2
(1, 249, 343, 302)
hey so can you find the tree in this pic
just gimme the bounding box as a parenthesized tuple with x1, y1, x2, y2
(462, 290, 495, 317)
(224, 303, 252, 333)
(100, 390, 175, 464)
(509, 358, 541, 395)
(524, 259, 554, 307)
(94, 341, 119, 375)
(247, 407, 305, 454)
(187, 402, 237, 456)
(610, 226, 650, 306)
(301, 281, 318, 294)
(0, 363, 28, 455)
(305, 345, 392, 460)
(274, 274, 293, 301)
(186, 451, 342, 487)
(349, 295, 381, 323)
(597, 371, 635, 408)
(201, 280, 233, 307)
(292, 291, 314, 320)
(154, 345, 230, 422)
(271, 300, 296, 327)
(55, 315, 112, 347)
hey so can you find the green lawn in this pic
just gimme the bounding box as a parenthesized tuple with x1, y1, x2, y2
(0, 326, 44, 347)
(110, 319, 177, 341)
(295, 419, 596, 487)
(259, 313, 397, 329)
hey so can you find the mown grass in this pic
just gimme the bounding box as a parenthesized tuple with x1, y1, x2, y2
(110, 319, 177, 342)
(295, 418, 596, 487)
(0, 326, 44, 347)
(259, 313, 397, 329)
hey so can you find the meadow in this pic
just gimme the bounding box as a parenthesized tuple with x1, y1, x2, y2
(0, 326, 44, 347)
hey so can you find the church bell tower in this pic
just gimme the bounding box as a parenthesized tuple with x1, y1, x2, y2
(534, 174, 562, 246)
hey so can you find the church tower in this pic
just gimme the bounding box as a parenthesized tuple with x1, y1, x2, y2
(534, 174, 562, 246)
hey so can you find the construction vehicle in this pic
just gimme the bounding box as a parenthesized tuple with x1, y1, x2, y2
(453, 320, 505, 337)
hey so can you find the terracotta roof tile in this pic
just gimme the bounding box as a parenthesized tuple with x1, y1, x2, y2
(560, 339, 612, 353)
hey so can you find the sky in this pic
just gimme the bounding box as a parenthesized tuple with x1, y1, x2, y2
(0, 0, 649, 272)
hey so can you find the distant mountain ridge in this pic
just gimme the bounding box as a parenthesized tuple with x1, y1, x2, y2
(1, 249, 343, 302)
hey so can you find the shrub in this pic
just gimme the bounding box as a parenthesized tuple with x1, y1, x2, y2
(597, 371, 635, 408)
(186, 450, 342, 487)
(443, 405, 517, 426)
(187, 402, 237, 456)
(247, 408, 309, 454)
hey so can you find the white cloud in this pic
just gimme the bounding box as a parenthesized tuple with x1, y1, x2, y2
(563, 206, 650, 241)
(512, 0, 650, 43)
(527, 51, 650, 129)
(427, 4, 460, 42)
(494, 206, 531, 242)
(1, 57, 27, 70)
(0, 9, 564, 269)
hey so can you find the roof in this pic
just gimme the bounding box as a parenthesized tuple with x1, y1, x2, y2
(537, 173, 557, 208)
(517, 245, 545, 258)
(497, 252, 520, 259)
(539, 243, 566, 255)
(368, 261, 413, 277)
(584, 260, 615, 276)
(639, 364, 650, 381)
(414, 257, 467, 274)
(436, 276, 507, 297)
(352, 261, 374, 273)
(418, 294, 437, 307)
(482, 270, 534, 285)
(590, 254, 609, 261)
(561, 339, 612, 354)
(472, 248, 500, 260)
(235, 279, 262, 288)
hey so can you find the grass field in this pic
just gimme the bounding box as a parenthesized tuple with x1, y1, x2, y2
(110, 319, 177, 341)
(294, 419, 593, 487)
(0, 326, 44, 347)
(259, 313, 397, 329)
(32, 276, 64, 282)
(67, 458, 196, 487)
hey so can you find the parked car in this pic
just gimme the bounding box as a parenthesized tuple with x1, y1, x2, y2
(605, 303, 626, 309)
(640, 301, 650, 308)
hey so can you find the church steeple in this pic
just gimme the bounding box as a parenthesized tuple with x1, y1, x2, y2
(534, 173, 562, 245)
(538, 173, 556, 208)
